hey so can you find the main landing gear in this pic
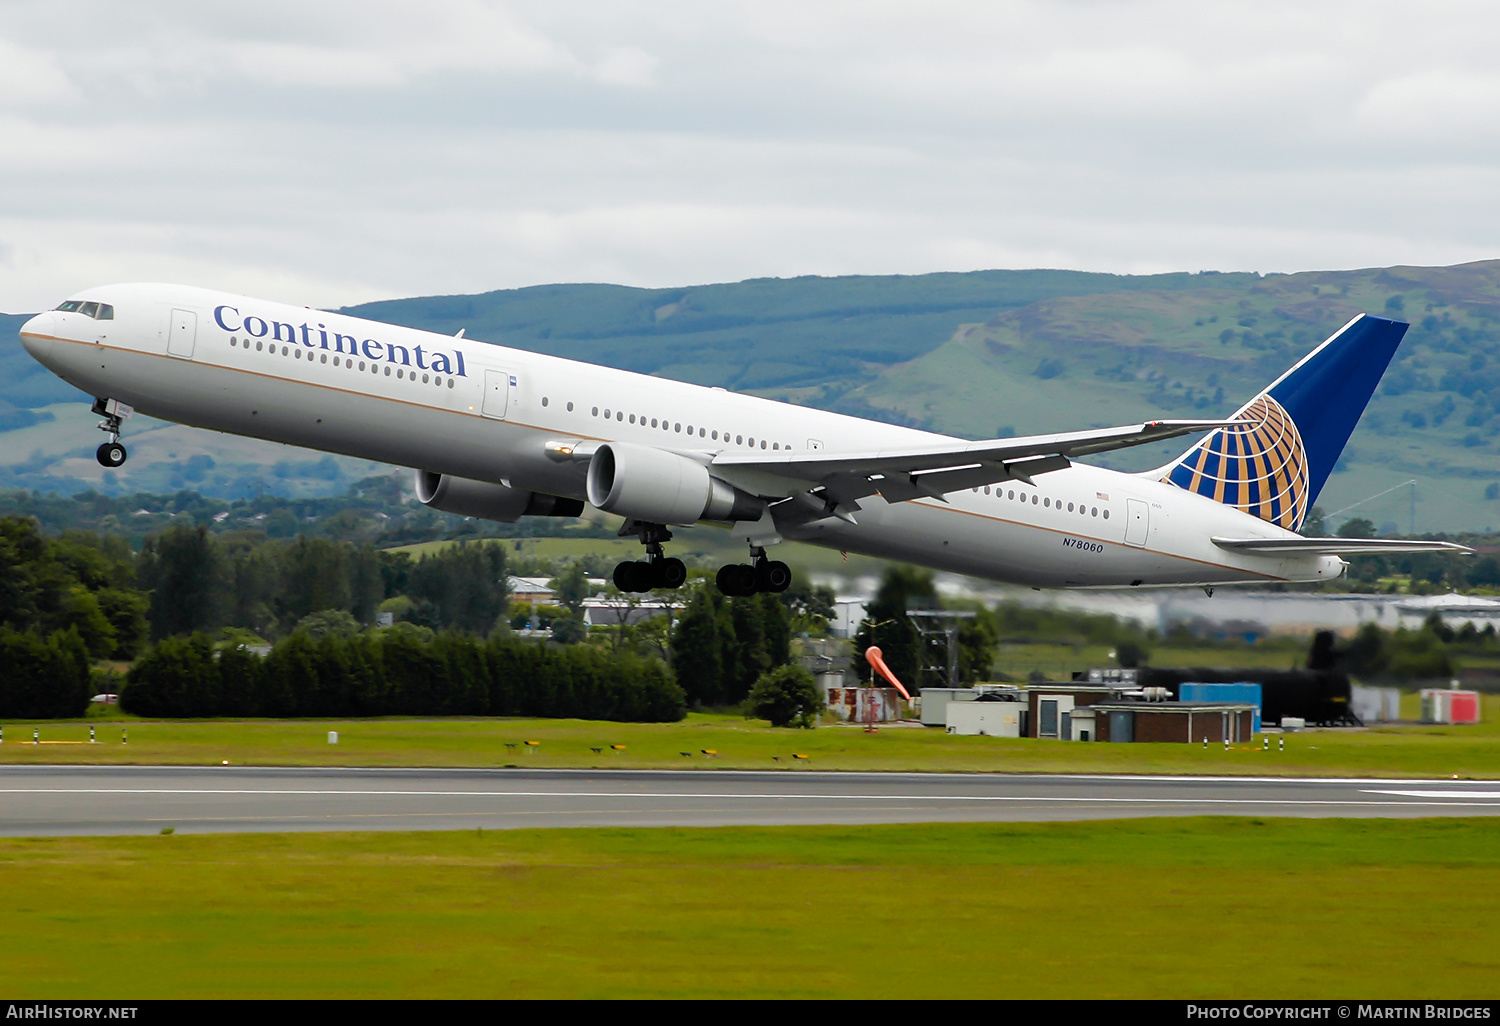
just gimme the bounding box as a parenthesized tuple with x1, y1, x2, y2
(92, 397, 131, 468)
(715, 547, 791, 597)
(610, 524, 794, 597)
(612, 522, 687, 594)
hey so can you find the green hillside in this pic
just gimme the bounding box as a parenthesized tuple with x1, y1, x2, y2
(339, 269, 1259, 400)
(838, 263, 1500, 533)
(5, 262, 1500, 531)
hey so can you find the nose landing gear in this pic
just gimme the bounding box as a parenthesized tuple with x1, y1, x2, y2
(611, 521, 688, 594)
(716, 547, 791, 597)
(92, 397, 132, 468)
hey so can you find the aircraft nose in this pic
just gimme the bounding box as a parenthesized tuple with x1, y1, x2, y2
(19, 312, 55, 360)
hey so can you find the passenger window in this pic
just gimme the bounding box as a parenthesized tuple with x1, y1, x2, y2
(650, 418, 657, 427)
(296, 349, 302, 359)
(385, 366, 391, 376)
(630, 414, 636, 424)
(448, 379, 455, 389)
(736, 435, 743, 444)
(1091, 507, 1098, 516)
(617, 412, 623, 421)
(567, 402, 574, 412)
(1007, 490, 1014, 500)
(322, 354, 328, 364)
(712, 431, 718, 440)
(1031, 495, 1038, 504)
(256, 341, 263, 351)
(1067, 502, 1073, 512)
(772, 442, 779, 449)
(541, 397, 548, 406)
(592, 407, 599, 416)
(358, 361, 365, 370)
(1103, 509, 1110, 519)
(675, 423, 682, 432)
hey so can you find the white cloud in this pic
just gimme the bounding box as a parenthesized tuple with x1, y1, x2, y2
(3, 1, 1500, 311)
(0, 37, 75, 107)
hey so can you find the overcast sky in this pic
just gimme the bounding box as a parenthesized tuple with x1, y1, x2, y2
(3, 0, 1500, 311)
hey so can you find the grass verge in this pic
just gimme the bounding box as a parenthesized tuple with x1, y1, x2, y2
(0, 817, 1494, 998)
(2, 699, 1498, 778)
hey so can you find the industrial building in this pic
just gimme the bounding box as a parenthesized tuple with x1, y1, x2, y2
(929, 680, 1257, 743)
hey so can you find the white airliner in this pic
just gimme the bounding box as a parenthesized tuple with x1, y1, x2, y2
(17, 283, 1467, 596)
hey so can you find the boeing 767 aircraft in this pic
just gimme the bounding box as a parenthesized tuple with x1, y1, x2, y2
(17, 283, 1467, 596)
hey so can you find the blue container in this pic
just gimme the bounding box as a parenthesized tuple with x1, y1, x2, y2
(1179, 682, 1262, 734)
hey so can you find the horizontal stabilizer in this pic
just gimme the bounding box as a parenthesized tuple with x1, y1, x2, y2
(1211, 536, 1472, 556)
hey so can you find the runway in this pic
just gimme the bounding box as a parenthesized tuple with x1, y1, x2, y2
(0, 766, 1497, 835)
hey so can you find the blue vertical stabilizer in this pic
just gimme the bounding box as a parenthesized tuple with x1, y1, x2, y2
(1160, 314, 1408, 531)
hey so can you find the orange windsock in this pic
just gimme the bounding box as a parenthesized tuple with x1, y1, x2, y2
(863, 646, 912, 700)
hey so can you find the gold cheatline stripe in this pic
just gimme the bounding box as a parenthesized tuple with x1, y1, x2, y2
(26, 332, 609, 440)
(30, 331, 1292, 582)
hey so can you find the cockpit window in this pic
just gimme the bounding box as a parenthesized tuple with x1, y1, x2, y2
(53, 300, 113, 319)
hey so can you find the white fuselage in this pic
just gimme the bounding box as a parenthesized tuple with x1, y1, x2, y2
(18, 283, 1345, 588)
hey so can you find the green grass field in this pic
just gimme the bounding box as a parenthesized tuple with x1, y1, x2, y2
(0, 818, 1493, 998)
(5, 696, 1498, 778)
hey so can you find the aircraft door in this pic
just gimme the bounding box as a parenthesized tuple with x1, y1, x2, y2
(481, 369, 511, 419)
(167, 309, 197, 359)
(1124, 498, 1150, 547)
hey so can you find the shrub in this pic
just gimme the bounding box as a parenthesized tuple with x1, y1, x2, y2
(122, 633, 222, 717)
(0, 628, 92, 719)
(744, 665, 821, 729)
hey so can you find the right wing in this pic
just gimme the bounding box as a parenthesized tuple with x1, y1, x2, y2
(709, 419, 1236, 525)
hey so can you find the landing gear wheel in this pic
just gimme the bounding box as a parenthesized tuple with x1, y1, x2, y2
(757, 560, 792, 593)
(715, 563, 758, 597)
(654, 557, 687, 590)
(613, 560, 646, 593)
(96, 442, 127, 468)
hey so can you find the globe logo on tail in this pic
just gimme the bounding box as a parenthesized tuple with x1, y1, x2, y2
(1162, 394, 1309, 530)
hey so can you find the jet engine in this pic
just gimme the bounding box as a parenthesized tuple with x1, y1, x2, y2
(586, 442, 764, 525)
(414, 470, 583, 522)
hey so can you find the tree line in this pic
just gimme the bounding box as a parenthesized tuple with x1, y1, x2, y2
(124, 628, 685, 722)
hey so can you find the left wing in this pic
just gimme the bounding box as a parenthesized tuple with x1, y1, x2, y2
(1212, 537, 1473, 556)
(710, 419, 1235, 525)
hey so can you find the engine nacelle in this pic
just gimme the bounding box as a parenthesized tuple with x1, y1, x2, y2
(586, 442, 765, 525)
(414, 470, 584, 523)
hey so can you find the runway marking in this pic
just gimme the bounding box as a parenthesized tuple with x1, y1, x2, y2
(1364, 790, 1500, 799)
(1, 788, 1499, 808)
